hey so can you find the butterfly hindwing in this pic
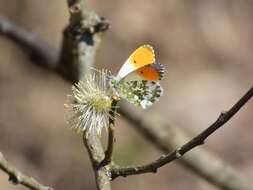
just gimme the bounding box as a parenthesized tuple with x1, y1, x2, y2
(115, 80, 163, 109)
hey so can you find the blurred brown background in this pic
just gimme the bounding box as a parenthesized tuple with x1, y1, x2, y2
(0, 0, 252, 190)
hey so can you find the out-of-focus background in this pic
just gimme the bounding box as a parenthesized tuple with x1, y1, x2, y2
(0, 1, 252, 190)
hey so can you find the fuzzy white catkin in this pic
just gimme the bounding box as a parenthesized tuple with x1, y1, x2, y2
(65, 70, 115, 136)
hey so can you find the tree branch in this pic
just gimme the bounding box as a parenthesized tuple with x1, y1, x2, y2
(57, 0, 110, 82)
(82, 133, 111, 190)
(111, 87, 253, 180)
(63, 1, 111, 190)
(0, 13, 109, 83)
(120, 108, 253, 190)
(0, 152, 52, 190)
(0, 16, 59, 68)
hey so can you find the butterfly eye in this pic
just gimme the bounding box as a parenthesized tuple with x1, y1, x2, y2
(133, 60, 137, 64)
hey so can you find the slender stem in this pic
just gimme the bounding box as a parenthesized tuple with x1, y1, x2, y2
(0, 152, 52, 190)
(100, 96, 119, 166)
(111, 87, 253, 179)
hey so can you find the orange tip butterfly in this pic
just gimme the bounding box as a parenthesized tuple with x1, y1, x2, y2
(110, 44, 164, 109)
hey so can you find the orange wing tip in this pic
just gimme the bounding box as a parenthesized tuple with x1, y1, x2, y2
(142, 44, 155, 59)
(129, 44, 156, 68)
(142, 44, 154, 52)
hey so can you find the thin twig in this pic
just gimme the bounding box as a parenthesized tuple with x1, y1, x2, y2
(0, 152, 52, 190)
(111, 87, 253, 179)
(120, 106, 253, 190)
(100, 96, 120, 166)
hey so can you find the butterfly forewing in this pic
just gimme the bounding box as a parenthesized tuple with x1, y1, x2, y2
(117, 45, 155, 80)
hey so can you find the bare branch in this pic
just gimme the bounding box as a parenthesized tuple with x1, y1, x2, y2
(0, 152, 52, 190)
(57, 0, 110, 82)
(0, 13, 109, 83)
(111, 87, 253, 182)
(0, 16, 59, 68)
(82, 134, 111, 190)
(63, 1, 111, 190)
(119, 111, 253, 190)
(117, 88, 253, 190)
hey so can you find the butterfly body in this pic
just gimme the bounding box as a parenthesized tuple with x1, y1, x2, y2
(110, 45, 164, 109)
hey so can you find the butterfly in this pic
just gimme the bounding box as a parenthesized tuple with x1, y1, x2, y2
(109, 44, 164, 109)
